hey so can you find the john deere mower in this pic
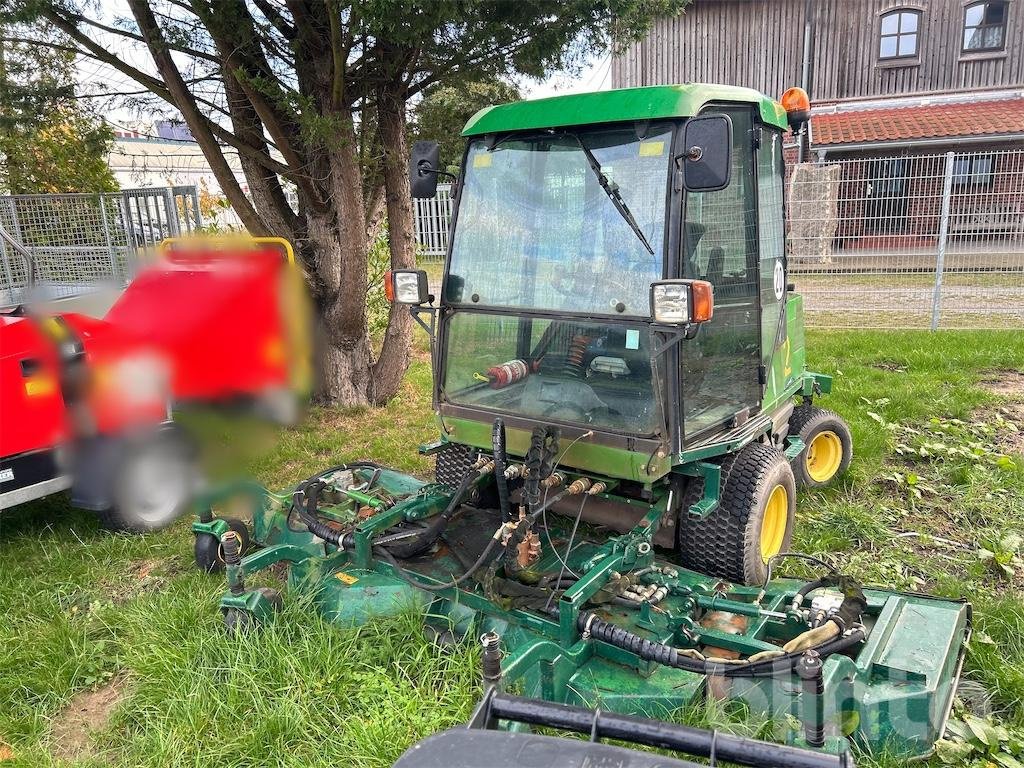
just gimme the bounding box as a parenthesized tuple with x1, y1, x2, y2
(193, 84, 969, 762)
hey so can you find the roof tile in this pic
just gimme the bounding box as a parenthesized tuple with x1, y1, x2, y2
(812, 97, 1024, 145)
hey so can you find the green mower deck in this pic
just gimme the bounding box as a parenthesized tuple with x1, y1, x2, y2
(195, 465, 969, 760)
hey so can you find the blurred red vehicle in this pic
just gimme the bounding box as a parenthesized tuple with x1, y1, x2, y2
(0, 236, 310, 531)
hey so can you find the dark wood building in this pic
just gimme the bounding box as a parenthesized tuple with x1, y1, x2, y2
(612, 0, 1023, 107)
(612, 0, 1024, 249)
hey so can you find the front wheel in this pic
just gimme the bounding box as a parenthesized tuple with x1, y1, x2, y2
(677, 443, 796, 585)
(788, 406, 853, 488)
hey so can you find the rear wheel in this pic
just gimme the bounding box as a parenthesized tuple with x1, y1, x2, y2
(788, 406, 853, 488)
(677, 443, 796, 585)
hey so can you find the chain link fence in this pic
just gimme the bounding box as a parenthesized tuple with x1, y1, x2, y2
(0, 186, 201, 306)
(412, 150, 1024, 329)
(789, 148, 1024, 329)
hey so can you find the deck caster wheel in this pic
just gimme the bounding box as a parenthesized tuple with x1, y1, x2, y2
(788, 406, 852, 488)
(223, 588, 283, 635)
(223, 607, 254, 635)
(676, 443, 796, 585)
(194, 518, 250, 573)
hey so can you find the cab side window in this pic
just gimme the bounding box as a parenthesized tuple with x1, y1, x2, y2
(680, 106, 762, 441)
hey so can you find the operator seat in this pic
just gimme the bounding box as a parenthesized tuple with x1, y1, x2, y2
(704, 246, 725, 286)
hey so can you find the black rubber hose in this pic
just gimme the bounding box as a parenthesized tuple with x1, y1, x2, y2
(577, 613, 866, 679)
(375, 536, 502, 591)
(297, 480, 344, 546)
(796, 577, 831, 602)
(381, 468, 477, 559)
(492, 419, 512, 521)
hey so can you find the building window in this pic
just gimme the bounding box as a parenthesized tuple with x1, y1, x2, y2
(963, 1, 1008, 52)
(953, 154, 995, 187)
(879, 9, 920, 59)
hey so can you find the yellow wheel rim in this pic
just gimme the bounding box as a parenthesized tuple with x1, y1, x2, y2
(760, 484, 789, 561)
(805, 431, 843, 483)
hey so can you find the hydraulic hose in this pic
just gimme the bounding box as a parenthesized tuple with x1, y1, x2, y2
(296, 480, 343, 546)
(381, 468, 477, 559)
(575, 579, 867, 679)
(577, 612, 866, 679)
(492, 419, 512, 521)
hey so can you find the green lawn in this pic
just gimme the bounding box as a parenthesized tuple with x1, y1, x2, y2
(1, 330, 1022, 767)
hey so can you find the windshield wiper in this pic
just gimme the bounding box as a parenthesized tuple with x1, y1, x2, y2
(569, 134, 654, 256)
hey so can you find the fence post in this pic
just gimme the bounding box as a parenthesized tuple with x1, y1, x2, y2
(0, 199, 15, 299)
(931, 151, 955, 330)
(164, 187, 181, 237)
(98, 194, 121, 282)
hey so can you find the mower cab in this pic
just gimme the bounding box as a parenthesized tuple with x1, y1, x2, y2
(195, 84, 970, 760)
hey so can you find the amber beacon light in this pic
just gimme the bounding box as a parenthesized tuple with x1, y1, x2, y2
(781, 86, 811, 129)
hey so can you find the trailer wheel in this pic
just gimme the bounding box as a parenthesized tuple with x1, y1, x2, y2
(676, 443, 796, 585)
(98, 430, 196, 533)
(788, 406, 852, 488)
(194, 518, 250, 573)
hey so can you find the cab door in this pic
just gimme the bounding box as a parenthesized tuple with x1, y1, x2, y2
(679, 106, 762, 442)
(756, 126, 789, 394)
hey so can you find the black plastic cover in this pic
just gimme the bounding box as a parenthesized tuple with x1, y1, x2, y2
(393, 729, 701, 768)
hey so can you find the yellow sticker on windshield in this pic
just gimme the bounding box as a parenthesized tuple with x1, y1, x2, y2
(473, 153, 493, 168)
(639, 141, 665, 157)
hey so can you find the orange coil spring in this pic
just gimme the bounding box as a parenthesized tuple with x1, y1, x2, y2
(564, 334, 589, 376)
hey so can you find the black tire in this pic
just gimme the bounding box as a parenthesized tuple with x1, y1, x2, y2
(223, 608, 253, 635)
(788, 406, 853, 488)
(677, 443, 796, 585)
(434, 442, 479, 490)
(98, 429, 197, 533)
(194, 518, 250, 573)
(223, 587, 282, 635)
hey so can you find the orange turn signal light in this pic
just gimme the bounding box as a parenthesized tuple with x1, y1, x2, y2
(781, 86, 810, 115)
(383, 270, 395, 302)
(690, 280, 714, 322)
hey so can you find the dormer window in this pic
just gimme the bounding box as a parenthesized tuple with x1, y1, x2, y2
(963, 1, 1008, 52)
(879, 9, 921, 59)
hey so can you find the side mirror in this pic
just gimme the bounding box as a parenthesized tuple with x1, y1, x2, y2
(409, 141, 441, 199)
(681, 115, 732, 192)
(650, 279, 714, 326)
(386, 269, 430, 305)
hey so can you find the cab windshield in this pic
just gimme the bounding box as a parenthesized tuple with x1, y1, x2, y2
(445, 123, 673, 317)
(442, 312, 660, 435)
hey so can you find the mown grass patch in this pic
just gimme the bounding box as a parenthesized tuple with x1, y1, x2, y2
(0, 329, 1021, 766)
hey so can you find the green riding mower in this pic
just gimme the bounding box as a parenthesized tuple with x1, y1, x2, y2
(192, 83, 969, 763)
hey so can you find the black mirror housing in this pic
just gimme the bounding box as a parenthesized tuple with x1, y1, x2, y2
(410, 141, 441, 199)
(681, 115, 733, 192)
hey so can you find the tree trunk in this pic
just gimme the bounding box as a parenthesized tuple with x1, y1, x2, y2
(299, 111, 376, 408)
(370, 78, 416, 405)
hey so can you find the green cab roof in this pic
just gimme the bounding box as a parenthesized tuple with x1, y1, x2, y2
(462, 83, 789, 136)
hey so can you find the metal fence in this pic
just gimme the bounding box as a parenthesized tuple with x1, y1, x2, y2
(789, 148, 1024, 329)
(413, 183, 454, 258)
(411, 150, 1024, 329)
(0, 186, 201, 306)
